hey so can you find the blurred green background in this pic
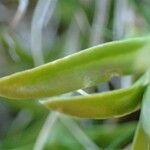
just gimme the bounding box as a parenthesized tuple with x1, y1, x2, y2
(0, 0, 150, 149)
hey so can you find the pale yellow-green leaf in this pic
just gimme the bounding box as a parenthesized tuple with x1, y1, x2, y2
(0, 37, 149, 99)
(42, 84, 145, 119)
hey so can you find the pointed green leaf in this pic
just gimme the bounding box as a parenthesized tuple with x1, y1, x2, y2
(42, 84, 145, 119)
(0, 37, 149, 99)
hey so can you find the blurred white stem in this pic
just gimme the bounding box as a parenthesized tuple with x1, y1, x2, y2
(10, 0, 29, 28)
(31, 0, 57, 66)
(75, 9, 91, 35)
(33, 112, 59, 150)
(64, 19, 81, 56)
(121, 76, 132, 88)
(3, 33, 20, 62)
(113, 0, 135, 40)
(77, 89, 89, 96)
(90, 0, 110, 46)
(60, 116, 100, 150)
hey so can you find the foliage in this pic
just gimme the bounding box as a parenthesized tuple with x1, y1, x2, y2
(0, 0, 150, 149)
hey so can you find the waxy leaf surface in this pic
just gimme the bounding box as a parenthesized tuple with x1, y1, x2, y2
(42, 85, 145, 119)
(0, 37, 149, 99)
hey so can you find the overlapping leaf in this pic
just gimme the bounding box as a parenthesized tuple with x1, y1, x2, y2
(42, 84, 145, 119)
(0, 37, 149, 99)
